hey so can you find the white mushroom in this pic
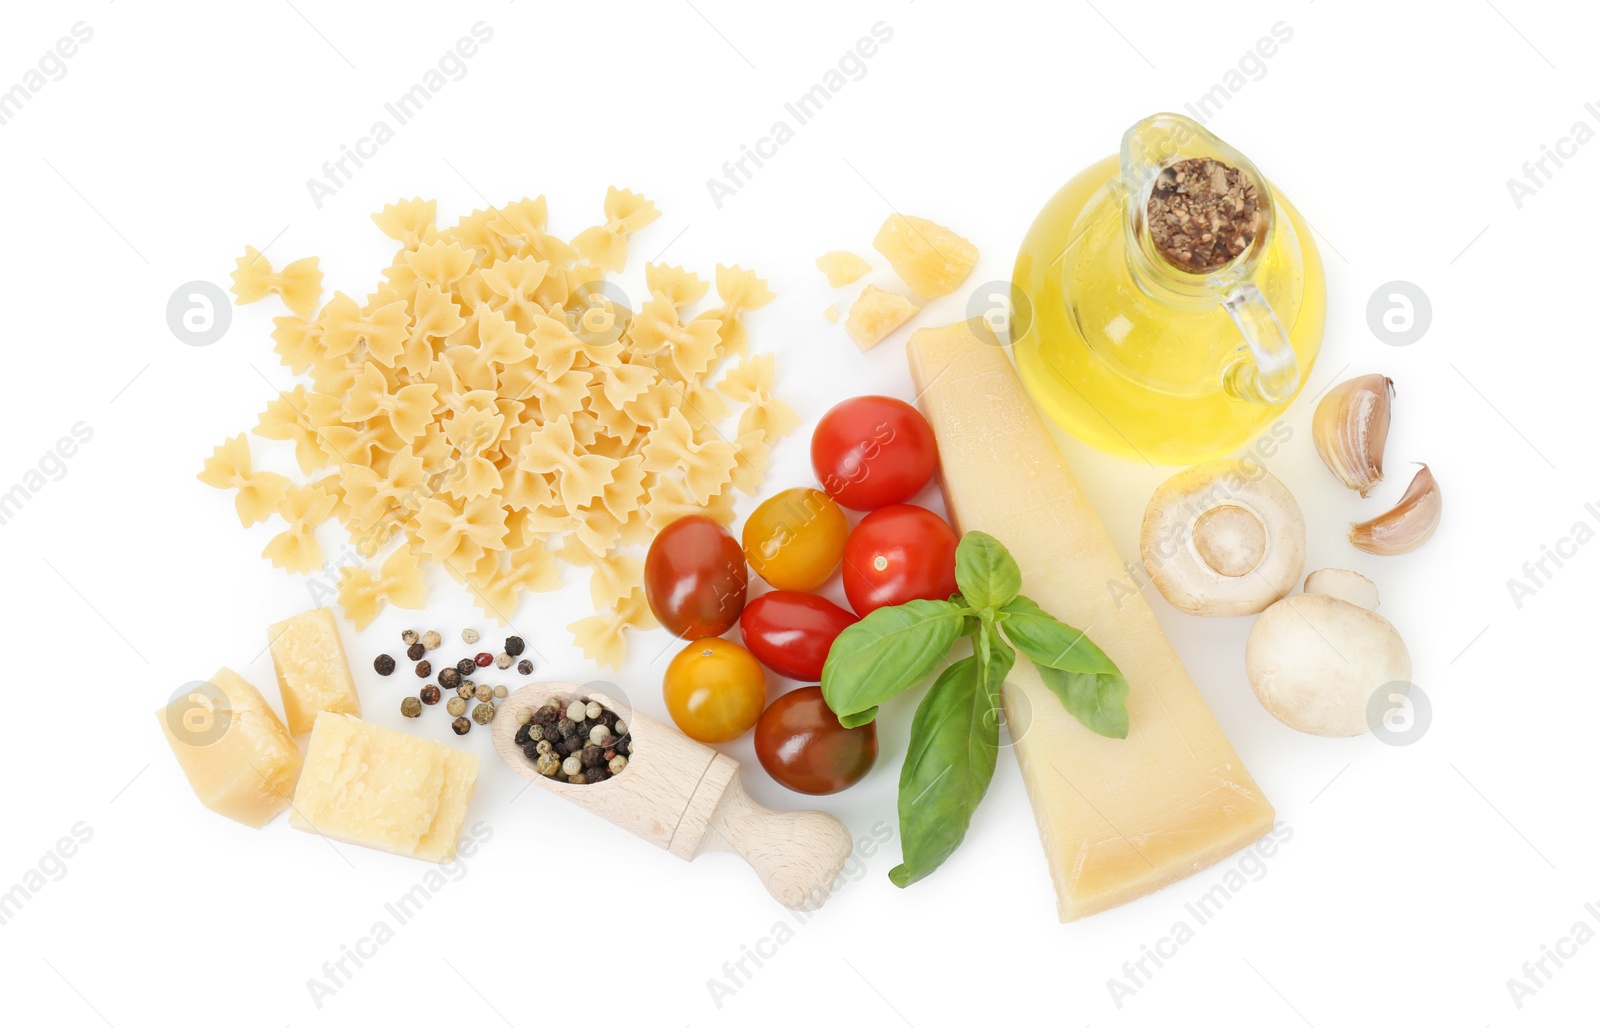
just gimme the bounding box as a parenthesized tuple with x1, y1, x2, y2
(1139, 460, 1306, 616)
(1246, 570, 1412, 737)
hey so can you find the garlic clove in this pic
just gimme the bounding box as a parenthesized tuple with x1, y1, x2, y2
(1350, 464, 1441, 555)
(1313, 374, 1393, 496)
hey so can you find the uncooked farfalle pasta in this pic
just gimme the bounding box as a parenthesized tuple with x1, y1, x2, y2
(205, 191, 786, 666)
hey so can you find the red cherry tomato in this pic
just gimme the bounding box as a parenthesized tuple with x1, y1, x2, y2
(755, 686, 878, 794)
(645, 515, 748, 639)
(842, 504, 960, 615)
(739, 591, 860, 681)
(811, 396, 938, 511)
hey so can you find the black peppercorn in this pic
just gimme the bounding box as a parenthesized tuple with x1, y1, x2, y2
(532, 706, 559, 727)
(456, 658, 476, 677)
(558, 719, 578, 739)
(451, 716, 471, 735)
(615, 734, 631, 756)
(514, 723, 532, 746)
(414, 660, 432, 678)
(374, 654, 396, 676)
(420, 684, 441, 705)
(522, 742, 539, 760)
(505, 635, 525, 656)
(517, 658, 533, 675)
(584, 767, 606, 784)
(582, 745, 604, 767)
(560, 737, 583, 757)
(406, 642, 426, 661)
(598, 710, 618, 729)
(439, 667, 461, 690)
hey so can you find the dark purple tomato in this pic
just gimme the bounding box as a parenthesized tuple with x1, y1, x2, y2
(645, 515, 748, 639)
(754, 686, 878, 794)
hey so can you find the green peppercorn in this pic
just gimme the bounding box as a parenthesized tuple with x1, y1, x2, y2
(535, 753, 561, 777)
(472, 702, 496, 725)
(535, 740, 553, 756)
(400, 696, 422, 718)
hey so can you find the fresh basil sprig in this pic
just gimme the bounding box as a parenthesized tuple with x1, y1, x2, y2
(821, 531, 1131, 888)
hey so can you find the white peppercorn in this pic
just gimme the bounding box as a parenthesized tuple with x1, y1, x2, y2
(420, 630, 441, 650)
(589, 724, 612, 746)
(461, 628, 480, 644)
(566, 699, 588, 722)
(495, 652, 513, 669)
(475, 684, 493, 702)
(542, 697, 563, 711)
(562, 754, 583, 777)
(608, 755, 628, 775)
(446, 697, 467, 716)
(613, 719, 628, 736)
(585, 700, 603, 720)
(493, 685, 508, 699)
(517, 706, 534, 725)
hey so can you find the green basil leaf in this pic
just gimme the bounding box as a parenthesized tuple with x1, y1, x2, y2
(888, 642, 1008, 888)
(821, 599, 968, 726)
(1000, 596, 1129, 739)
(1034, 663, 1129, 739)
(954, 531, 1022, 612)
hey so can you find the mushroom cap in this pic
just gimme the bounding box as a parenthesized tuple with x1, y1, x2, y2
(1140, 460, 1306, 617)
(1246, 592, 1412, 737)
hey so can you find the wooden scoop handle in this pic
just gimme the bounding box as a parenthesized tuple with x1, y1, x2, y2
(698, 775, 854, 911)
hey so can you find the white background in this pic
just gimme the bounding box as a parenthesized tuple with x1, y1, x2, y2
(1, 1, 1593, 1025)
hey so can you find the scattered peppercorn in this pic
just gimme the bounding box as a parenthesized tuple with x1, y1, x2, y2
(405, 642, 425, 661)
(374, 654, 396, 676)
(421, 630, 441, 650)
(495, 652, 513, 669)
(414, 660, 432, 678)
(505, 636, 525, 656)
(474, 652, 493, 667)
(472, 702, 496, 725)
(461, 628, 480, 645)
(458, 684, 475, 700)
(493, 685, 508, 699)
(447, 697, 467, 717)
(401, 696, 422, 718)
(517, 659, 533, 675)
(451, 716, 471, 735)
(402, 629, 419, 646)
(420, 684, 441, 705)
(439, 667, 461, 690)
(456, 658, 476, 677)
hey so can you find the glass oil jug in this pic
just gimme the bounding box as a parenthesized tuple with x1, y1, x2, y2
(1011, 114, 1325, 464)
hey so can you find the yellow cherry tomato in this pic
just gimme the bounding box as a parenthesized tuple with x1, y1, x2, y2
(663, 638, 767, 743)
(741, 488, 848, 591)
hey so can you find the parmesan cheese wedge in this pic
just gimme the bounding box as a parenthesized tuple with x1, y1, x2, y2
(908, 322, 1275, 921)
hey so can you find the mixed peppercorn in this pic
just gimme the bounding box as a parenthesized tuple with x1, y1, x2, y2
(383, 627, 534, 735)
(515, 696, 631, 784)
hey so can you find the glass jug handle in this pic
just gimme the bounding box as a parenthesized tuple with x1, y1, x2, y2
(1221, 283, 1298, 406)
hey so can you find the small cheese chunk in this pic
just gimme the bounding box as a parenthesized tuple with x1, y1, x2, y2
(815, 250, 870, 288)
(908, 322, 1275, 921)
(269, 607, 360, 735)
(156, 668, 302, 828)
(872, 214, 978, 297)
(291, 713, 480, 863)
(845, 286, 919, 351)
(824, 304, 839, 324)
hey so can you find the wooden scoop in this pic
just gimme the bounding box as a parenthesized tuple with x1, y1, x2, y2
(492, 682, 854, 911)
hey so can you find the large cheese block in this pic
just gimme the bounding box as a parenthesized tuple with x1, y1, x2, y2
(907, 322, 1275, 921)
(269, 607, 360, 735)
(291, 713, 479, 863)
(156, 668, 302, 828)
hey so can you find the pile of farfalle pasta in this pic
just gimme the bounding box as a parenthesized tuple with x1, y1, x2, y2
(200, 189, 794, 668)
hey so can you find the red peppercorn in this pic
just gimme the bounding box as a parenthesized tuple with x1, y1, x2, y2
(474, 652, 493, 667)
